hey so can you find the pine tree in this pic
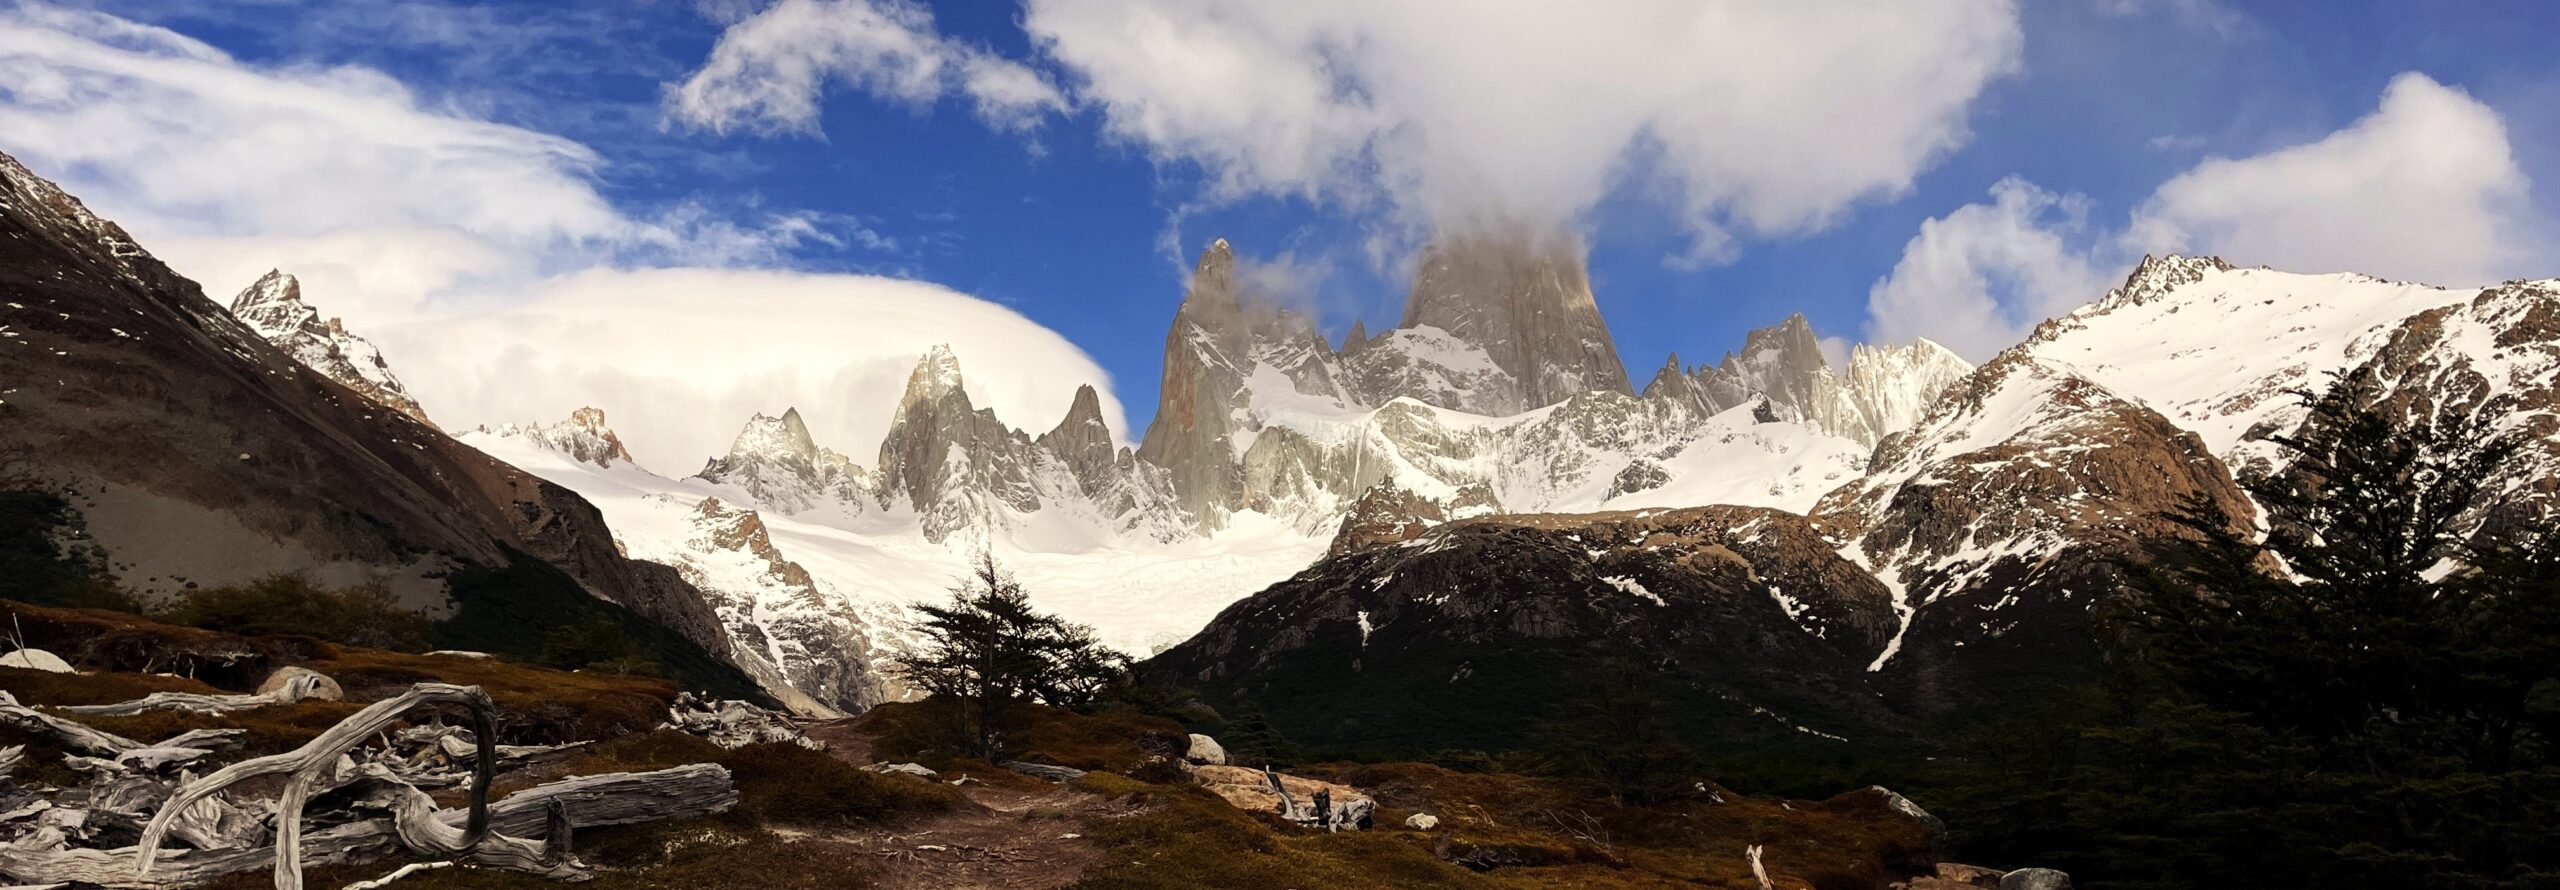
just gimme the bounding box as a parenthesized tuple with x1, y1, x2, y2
(901, 553, 1127, 758)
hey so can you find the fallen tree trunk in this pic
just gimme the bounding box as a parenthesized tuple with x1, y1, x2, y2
(0, 691, 147, 756)
(55, 690, 294, 718)
(0, 764, 735, 888)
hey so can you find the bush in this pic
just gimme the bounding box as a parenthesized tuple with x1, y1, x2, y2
(159, 573, 432, 651)
(586, 730, 960, 825)
(0, 489, 138, 612)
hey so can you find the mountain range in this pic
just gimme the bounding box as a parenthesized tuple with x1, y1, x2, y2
(6, 148, 2554, 747)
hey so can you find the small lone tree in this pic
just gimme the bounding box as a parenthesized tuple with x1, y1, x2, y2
(901, 553, 1127, 757)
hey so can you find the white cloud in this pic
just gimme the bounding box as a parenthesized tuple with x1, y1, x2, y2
(1867, 71, 2545, 361)
(2125, 72, 2534, 286)
(667, 0, 1066, 135)
(0, 4, 1127, 469)
(675, 0, 2021, 259)
(1864, 177, 2109, 361)
(382, 267, 1128, 470)
(1026, 0, 2023, 259)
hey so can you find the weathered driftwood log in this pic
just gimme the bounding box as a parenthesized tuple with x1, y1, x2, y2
(0, 764, 735, 888)
(56, 692, 288, 718)
(137, 683, 505, 890)
(0, 691, 145, 756)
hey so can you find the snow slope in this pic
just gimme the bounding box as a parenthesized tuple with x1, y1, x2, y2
(463, 425, 1326, 663)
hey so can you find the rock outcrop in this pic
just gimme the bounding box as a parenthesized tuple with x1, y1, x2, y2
(674, 496, 905, 715)
(226, 270, 435, 429)
(474, 407, 637, 468)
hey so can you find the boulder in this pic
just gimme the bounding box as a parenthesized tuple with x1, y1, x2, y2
(1999, 868, 2072, 890)
(0, 648, 72, 673)
(1191, 764, 1375, 831)
(255, 666, 344, 702)
(1404, 813, 1440, 830)
(1933, 863, 2006, 886)
(864, 762, 941, 782)
(1185, 733, 1227, 765)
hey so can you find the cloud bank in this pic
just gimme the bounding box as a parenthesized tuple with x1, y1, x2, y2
(1866, 72, 2542, 361)
(0, 3, 1127, 469)
(676, 0, 2026, 261)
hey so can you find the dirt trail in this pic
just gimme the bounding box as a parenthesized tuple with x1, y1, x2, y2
(799, 718, 1138, 890)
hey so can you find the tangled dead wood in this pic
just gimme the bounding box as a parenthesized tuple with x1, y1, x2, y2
(0, 682, 739, 890)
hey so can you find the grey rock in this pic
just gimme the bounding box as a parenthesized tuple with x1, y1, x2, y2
(1998, 867, 2072, 890)
(1184, 733, 1227, 766)
(254, 666, 343, 703)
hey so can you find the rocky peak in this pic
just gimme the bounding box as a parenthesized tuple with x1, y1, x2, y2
(1037, 384, 1120, 496)
(1841, 337, 1974, 443)
(1397, 228, 1632, 412)
(2097, 254, 2236, 312)
(727, 408, 822, 465)
(1342, 319, 1371, 353)
(899, 344, 967, 411)
(696, 407, 876, 518)
(1641, 352, 1709, 415)
(224, 270, 435, 428)
(478, 407, 635, 468)
(877, 346, 1043, 540)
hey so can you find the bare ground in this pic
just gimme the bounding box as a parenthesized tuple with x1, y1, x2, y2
(797, 718, 1142, 890)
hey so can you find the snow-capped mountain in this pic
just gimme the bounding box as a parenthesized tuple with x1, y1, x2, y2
(1136, 239, 1937, 538)
(695, 408, 879, 516)
(227, 270, 435, 428)
(1165, 253, 2560, 745)
(471, 406, 637, 468)
(1644, 314, 1974, 447)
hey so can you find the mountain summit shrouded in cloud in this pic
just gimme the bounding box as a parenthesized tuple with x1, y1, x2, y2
(676, 0, 2026, 265)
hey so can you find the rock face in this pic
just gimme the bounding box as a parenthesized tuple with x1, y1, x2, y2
(0, 148, 755, 699)
(1813, 352, 2258, 714)
(0, 649, 73, 673)
(226, 270, 435, 429)
(254, 666, 344, 703)
(474, 408, 637, 468)
(1151, 505, 1912, 758)
(673, 496, 906, 715)
(1647, 314, 1973, 447)
(1136, 239, 1351, 528)
(1395, 229, 1632, 414)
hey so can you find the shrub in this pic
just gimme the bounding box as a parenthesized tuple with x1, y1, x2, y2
(159, 573, 432, 651)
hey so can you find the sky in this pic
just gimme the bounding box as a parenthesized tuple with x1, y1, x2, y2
(3, 0, 2557, 469)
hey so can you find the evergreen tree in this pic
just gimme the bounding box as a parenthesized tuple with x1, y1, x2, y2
(902, 553, 1127, 758)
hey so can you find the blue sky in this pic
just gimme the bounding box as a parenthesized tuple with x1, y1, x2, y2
(4, 0, 2556, 466)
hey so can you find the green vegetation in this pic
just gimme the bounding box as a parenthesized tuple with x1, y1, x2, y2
(158, 572, 433, 651)
(900, 553, 1129, 757)
(1934, 371, 2560, 888)
(0, 488, 138, 612)
(437, 550, 768, 702)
